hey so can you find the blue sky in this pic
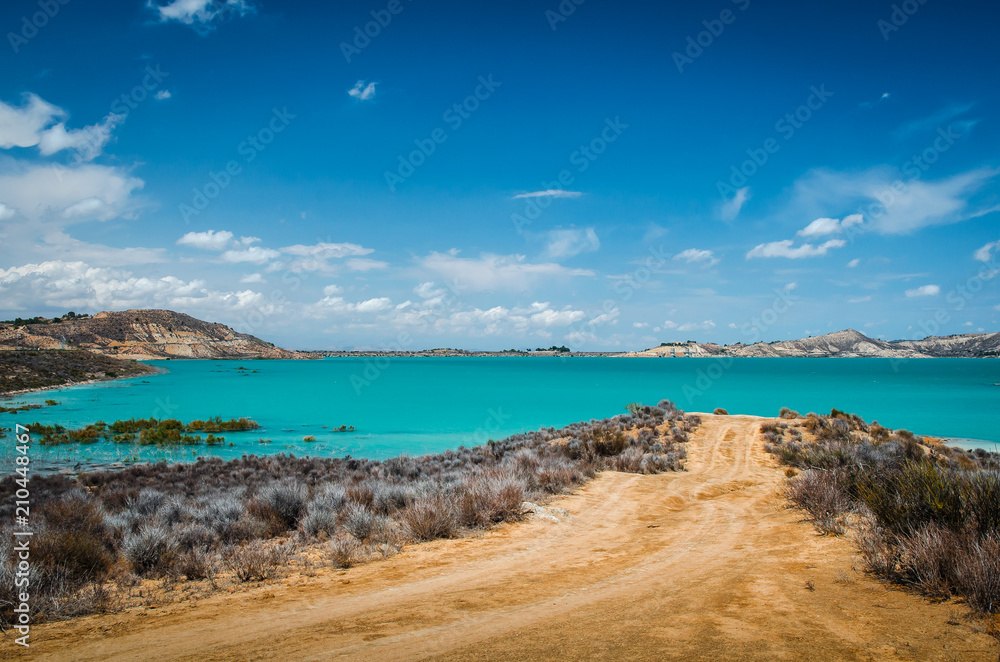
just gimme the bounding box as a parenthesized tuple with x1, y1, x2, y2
(0, 0, 998, 350)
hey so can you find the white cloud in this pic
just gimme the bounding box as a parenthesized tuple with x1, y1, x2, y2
(673, 248, 719, 266)
(905, 284, 940, 298)
(0, 94, 63, 149)
(281, 242, 373, 259)
(0, 93, 123, 162)
(347, 81, 377, 101)
(974, 240, 999, 263)
(354, 297, 392, 313)
(420, 252, 593, 293)
(797, 214, 863, 238)
(177, 229, 234, 251)
(0, 259, 269, 313)
(152, 0, 253, 26)
(220, 246, 281, 264)
(848, 295, 872, 303)
(662, 321, 678, 329)
(322, 284, 343, 296)
(746, 239, 845, 259)
(346, 258, 389, 272)
(633, 322, 649, 328)
(0, 162, 144, 222)
(530, 308, 586, 328)
(314, 295, 392, 314)
(155, 90, 172, 100)
(0, 203, 14, 220)
(720, 186, 749, 221)
(239, 273, 264, 284)
(788, 167, 998, 235)
(37, 113, 124, 162)
(511, 190, 582, 199)
(546, 228, 599, 258)
(847, 258, 861, 268)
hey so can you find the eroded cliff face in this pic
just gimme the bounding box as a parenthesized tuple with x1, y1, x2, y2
(0, 309, 304, 360)
(627, 329, 1000, 358)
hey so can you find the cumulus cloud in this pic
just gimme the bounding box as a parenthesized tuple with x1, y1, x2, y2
(905, 284, 940, 298)
(0, 94, 63, 149)
(313, 295, 393, 314)
(746, 239, 845, 259)
(177, 229, 234, 251)
(420, 252, 593, 293)
(152, 0, 254, 26)
(546, 228, 599, 258)
(720, 186, 750, 221)
(0, 163, 144, 222)
(347, 81, 377, 101)
(239, 273, 264, 284)
(0, 93, 123, 162)
(673, 248, 719, 266)
(511, 190, 582, 199)
(847, 258, 861, 268)
(0, 260, 269, 313)
(155, 90, 172, 100)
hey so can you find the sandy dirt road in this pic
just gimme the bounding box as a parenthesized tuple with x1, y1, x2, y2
(7, 415, 998, 661)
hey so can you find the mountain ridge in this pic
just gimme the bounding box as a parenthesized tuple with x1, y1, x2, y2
(628, 328, 1000, 358)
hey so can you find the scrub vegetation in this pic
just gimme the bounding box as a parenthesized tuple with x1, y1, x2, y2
(764, 408, 1000, 614)
(0, 399, 698, 624)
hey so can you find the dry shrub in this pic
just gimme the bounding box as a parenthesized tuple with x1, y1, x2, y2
(456, 471, 525, 528)
(785, 470, 849, 535)
(953, 533, 1000, 613)
(342, 503, 392, 543)
(255, 481, 306, 528)
(779, 407, 799, 419)
(401, 495, 456, 541)
(222, 540, 286, 582)
(121, 525, 177, 576)
(328, 537, 360, 569)
(175, 548, 215, 581)
(713, 408, 729, 415)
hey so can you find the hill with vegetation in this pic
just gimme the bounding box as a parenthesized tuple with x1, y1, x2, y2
(0, 309, 303, 360)
(0, 350, 157, 395)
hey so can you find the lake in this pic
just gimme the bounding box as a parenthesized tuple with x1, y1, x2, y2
(2, 357, 998, 470)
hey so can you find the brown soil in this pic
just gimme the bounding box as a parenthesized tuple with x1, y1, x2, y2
(7, 415, 998, 661)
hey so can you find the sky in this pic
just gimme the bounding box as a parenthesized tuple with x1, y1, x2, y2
(0, 0, 998, 351)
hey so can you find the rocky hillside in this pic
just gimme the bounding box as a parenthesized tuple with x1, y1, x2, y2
(0, 310, 303, 360)
(629, 329, 1000, 358)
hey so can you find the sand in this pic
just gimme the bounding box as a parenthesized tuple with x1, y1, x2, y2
(6, 414, 998, 661)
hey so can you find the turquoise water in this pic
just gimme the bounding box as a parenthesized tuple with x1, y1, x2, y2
(2, 357, 998, 470)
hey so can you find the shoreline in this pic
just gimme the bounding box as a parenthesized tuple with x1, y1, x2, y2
(0, 366, 166, 399)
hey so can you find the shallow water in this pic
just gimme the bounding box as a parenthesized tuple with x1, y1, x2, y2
(2, 357, 998, 470)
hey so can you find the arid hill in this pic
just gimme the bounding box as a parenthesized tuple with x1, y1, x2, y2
(628, 328, 1000, 358)
(0, 309, 303, 360)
